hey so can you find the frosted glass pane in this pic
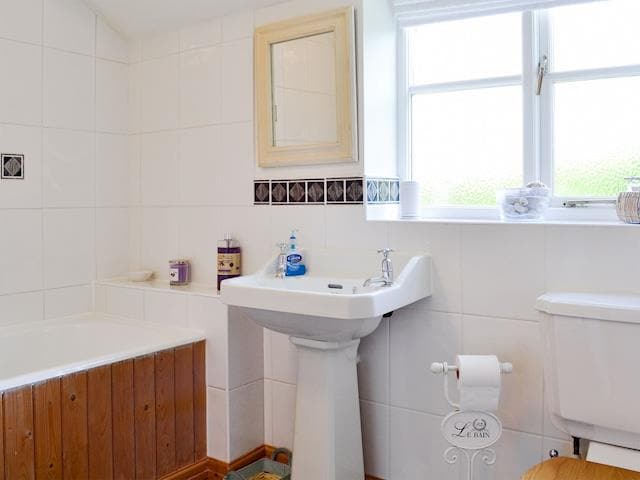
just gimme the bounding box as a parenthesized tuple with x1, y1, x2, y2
(553, 77, 640, 197)
(412, 86, 523, 206)
(408, 13, 521, 86)
(551, 0, 640, 72)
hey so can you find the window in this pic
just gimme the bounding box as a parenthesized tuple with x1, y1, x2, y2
(402, 0, 640, 211)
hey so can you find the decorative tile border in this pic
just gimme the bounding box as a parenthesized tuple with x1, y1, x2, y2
(254, 177, 399, 206)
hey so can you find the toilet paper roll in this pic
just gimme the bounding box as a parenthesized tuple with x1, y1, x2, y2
(400, 181, 420, 218)
(456, 355, 502, 412)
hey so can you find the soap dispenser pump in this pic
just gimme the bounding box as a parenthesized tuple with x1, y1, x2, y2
(285, 229, 306, 276)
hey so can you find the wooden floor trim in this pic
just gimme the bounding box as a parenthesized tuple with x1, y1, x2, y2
(161, 445, 386, 479)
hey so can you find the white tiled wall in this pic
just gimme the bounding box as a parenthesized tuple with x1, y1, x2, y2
(0, 0, 130, 325)
(126, 1, 640, 478)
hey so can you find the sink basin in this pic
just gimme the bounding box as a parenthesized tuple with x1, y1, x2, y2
(220, 248, 431, 342)
(220, 247, 431, 480)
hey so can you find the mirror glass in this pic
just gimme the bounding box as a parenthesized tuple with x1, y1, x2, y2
(270, 31, 338, 147)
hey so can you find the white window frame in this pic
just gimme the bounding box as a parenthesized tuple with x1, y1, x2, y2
(398, 6, 640, 222)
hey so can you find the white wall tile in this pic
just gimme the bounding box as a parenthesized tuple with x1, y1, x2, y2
(107, 285, 143, 320)
(388, 222, 461, 313)
(44, 284, 92, 318)
(179, 46, 222, 128)
(269, 206, 326, 249)
(360, 400, 389, 479)
(545, 225, 640, 295)
(207, 387, 230, 461)
(474, 429, 542, 480)
(140, 55, 179, 132)
(143, 290, 187, 327)
(358, 318, 388, 404)
(96, 59, 128, 134)
(43, 208, 95, 288)
(94, 284, 108, 312)
(96, 207, 129, 279)
(389, 408, 460, 480)
(128, 135, 141, 205)
(462, 315, 544, 435)
(390, 309, 461, 415)
(217, 206, 273, 275)
(229, 380, 265, 459)
(271, 380, 296, 450)
(218, 122, 254, 206)
(140, 207, 179, 277)
(228, 307, 264, 389)
(461, 225, 545, 321)
(0, 0, 42, 44)
(140, 131, 178, 206)
(0, 210, 42, 295)
(187, 295, 229, 389)
(263, 379, 273, 446)
(268, 331, 297, 384)
(128, 40, 142, 64)
(222, 11, 254, 42)
(96, 17, 129, 63)
(43, 48, 95, 130)
(96, 133, 129, 207)
(141, 31, 179, 60)
(0, 291, 43, 327)
(179, 126, 220, 205)
(43, 0, 95, 55)
(0, 124, 42, 208)
(128, 206, 141, 271)
(326, 205, 389, 250)
(180, 19, 222, 51)
(221, 38, 253, 123)
(43, 128, 95, 207)
(177, 207, 219, 285)
(128, 63, 142, 133)
(0, 39, 42, 125)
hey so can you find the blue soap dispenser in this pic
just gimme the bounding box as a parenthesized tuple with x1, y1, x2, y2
(285, 229, 306, 276)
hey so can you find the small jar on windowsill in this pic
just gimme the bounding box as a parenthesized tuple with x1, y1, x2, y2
(616, 177, 640, 224)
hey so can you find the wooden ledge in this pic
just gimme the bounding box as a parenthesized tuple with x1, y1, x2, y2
(523, 457, 640, 480)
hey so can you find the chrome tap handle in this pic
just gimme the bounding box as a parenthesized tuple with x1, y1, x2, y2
(377, 248, 394, 258)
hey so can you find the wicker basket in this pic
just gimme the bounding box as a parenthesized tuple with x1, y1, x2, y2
(224, 448, 292, 480)
(616, 192, 640, 223)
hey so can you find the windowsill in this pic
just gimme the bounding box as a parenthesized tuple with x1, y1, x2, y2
(366, 204, 637, 227)
(95, 278, 220, 298)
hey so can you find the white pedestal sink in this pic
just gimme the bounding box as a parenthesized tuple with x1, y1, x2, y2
(220, 248, 431, 480)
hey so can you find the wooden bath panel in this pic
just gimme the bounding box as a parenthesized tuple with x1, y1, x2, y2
(0, 340, 206, 480)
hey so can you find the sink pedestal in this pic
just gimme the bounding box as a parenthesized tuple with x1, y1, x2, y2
(290, 337, 364, 480)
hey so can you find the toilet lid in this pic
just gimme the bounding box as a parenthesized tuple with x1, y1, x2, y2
(523, 457, 640, 480)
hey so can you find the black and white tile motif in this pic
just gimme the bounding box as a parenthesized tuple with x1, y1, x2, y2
(1, 154, 24, 179)
(307, 180, 325, 204)
(346, 179, 364, 203)
(289, 181, 306, 203)
(254, 177, 398, 205)
(271, 181, 288, 204)
(326, 180, 345, 203)
(254, 181, 270, 204)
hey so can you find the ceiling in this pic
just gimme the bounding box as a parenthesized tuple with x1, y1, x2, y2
(84, 0, 291, 37)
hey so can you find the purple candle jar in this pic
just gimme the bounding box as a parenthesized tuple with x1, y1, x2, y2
(169, 259, 191, 286)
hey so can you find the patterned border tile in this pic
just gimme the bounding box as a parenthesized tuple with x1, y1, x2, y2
(253, 177, 399, 206)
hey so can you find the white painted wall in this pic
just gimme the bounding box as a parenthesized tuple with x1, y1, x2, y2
(0, 0, 130, 324)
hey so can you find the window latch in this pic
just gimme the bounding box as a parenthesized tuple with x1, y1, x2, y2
(536, 55, 548, 96)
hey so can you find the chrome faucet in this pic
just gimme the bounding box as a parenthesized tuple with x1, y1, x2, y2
(275, 242, 288, 279)
(363, 248, 394, 287)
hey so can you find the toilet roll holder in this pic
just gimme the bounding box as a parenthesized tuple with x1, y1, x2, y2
(430, 361, 513, 410)
(430, 360, 513, 480)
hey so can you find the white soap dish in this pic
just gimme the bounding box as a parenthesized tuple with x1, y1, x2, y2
(128, 270, 154, 282)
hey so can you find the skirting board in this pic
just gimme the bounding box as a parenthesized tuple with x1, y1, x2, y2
(160, 445, 384, 480)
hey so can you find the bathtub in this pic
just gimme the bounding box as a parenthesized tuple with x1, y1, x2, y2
(0, 312, 205, 391)
(0, 312, 208, 479)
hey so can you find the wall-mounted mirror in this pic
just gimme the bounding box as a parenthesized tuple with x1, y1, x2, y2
(255, 7, 357, 167)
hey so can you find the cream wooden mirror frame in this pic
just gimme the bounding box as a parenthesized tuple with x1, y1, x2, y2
(255, 7, 358, 167)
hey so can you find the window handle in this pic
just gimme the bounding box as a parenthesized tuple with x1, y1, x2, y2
(536, 55, 548, 96)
